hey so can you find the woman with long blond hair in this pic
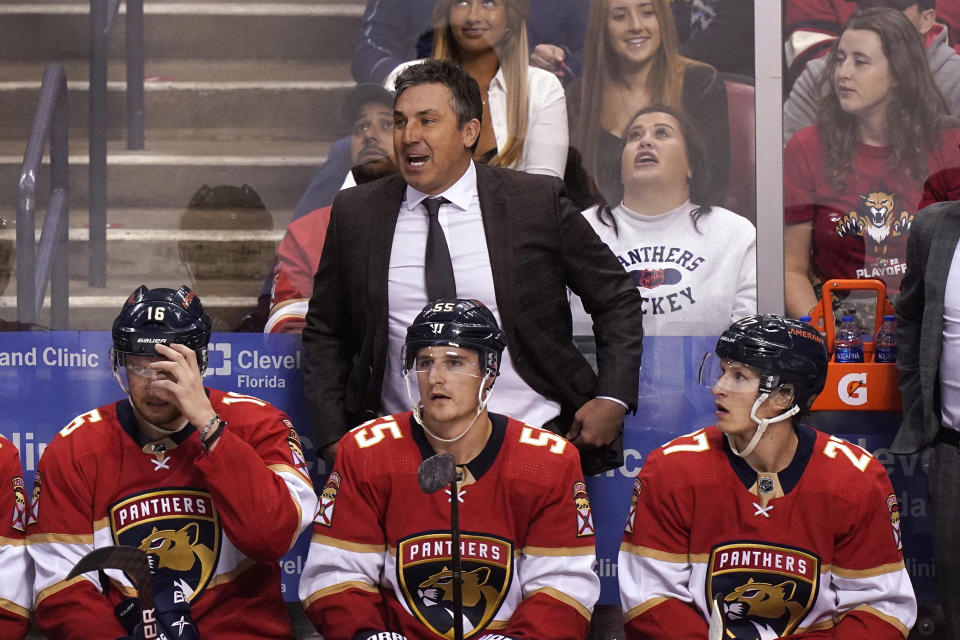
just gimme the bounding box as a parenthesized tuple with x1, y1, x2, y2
(569, 0, 729, 206)
(385, 0, 568, 178)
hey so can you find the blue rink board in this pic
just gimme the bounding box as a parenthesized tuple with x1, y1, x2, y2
(0, 332, 936, 606)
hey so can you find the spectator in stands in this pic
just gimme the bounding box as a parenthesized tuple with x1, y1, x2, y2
(784, 0, 960, 93)
(384, 0, 568, 178)
(573, 105, 755, 336)
(178, 184, 274, 331)
(352, 0, 588, 85)
(783, 8, 960, 318)
(784, 0, 960, 145)
(671, 0, 755, 78)
(568, 0, 729, 208)
(266, 84, 399, 333)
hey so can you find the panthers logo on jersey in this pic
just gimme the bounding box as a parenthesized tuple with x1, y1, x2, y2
(707, 541, 820, 639)
(110, 488, 221, 602)
(834, 191, 912, 255)
(11, 476, 26, 533)
(397, 531, 513, 639)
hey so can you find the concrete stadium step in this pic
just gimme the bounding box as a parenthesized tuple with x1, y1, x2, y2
(0, 281, 268, 331)
(0, 3, 364, 61)
(0, 139, 330, 210)
(0, 214, 285, 280)
(1, 63, 354, 141)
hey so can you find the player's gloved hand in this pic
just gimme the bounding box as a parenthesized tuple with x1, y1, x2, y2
(352, 632, 409, 640)
(116, 575, 200, 640)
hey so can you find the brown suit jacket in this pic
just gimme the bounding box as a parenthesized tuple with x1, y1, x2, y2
(892, 201, 960, 454)
(301, 163, 644, 471)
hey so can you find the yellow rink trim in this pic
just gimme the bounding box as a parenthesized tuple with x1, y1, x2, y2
(854, 605, 910, 638)
(529, 586, 592, 620)
(521, 545, 595, 557)
(312, 533, 385, 554)
(619, 542, 708, 564)
(831, 561, 906, 578)
(36, 575, 88, 606)
(26, 532, 94, 545)
(0, 598, 29, 619)
(624, 597, 668, 622)
(302, 580, 379, 609)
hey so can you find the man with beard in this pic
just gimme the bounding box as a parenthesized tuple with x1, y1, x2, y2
(266, 83, 398, 333)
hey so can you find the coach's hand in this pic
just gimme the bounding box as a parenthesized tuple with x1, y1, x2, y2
(149, 343, 218, 429)
(568, 398, 625, 448)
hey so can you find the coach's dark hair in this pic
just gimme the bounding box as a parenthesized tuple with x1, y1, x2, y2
(394, 59, 483, 152)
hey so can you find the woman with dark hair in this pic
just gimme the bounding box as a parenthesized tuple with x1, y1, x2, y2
(567, 0, 729, 207)
(573, 105, 755, 336)
(784, 7, 960, 318)
(385, 0, 568, 178)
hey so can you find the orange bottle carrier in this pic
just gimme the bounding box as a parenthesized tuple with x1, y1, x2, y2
(807, 279, 901, 411)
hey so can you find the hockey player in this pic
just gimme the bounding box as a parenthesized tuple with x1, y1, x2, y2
(27, 285, 316, 639)
(620, 314, 916, 639)
(0, 435, 30, 639)
(299, 298, 601, 639)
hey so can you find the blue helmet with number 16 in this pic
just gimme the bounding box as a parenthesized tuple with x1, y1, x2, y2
(112, 285, 213, 373)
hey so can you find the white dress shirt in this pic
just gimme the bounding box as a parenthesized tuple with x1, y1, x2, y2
(385, 62, 569, 179)
(940, 239, 960, 429)
(381, 161, 561, 425)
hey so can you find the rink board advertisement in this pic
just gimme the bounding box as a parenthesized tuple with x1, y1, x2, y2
(0, 332, 936, 606)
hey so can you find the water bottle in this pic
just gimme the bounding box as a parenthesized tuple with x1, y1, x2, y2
(834, 315, 864, 363)
(874, 315, 897, 363)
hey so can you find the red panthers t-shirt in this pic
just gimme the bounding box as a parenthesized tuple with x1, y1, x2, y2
(784, 125, 960, 296)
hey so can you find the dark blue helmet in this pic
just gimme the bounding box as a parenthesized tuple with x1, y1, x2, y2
(403, 299, 506, 377)
(112, 285, 212, 370)
(716, 314, 828, 409)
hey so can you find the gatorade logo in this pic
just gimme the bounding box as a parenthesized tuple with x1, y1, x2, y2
(838, 372, 867, 406)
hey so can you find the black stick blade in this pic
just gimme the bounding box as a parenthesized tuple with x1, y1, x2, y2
(418, 453, 457, 494)
(67, 545, 151, 590)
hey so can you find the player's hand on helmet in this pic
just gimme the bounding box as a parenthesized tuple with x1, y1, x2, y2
(568, 397, 626, 448)
(149, 343, 218, 430)
(352, 632, 409, 640)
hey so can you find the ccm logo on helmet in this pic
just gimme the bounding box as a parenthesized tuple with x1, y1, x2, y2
(838, 372, 867, 406)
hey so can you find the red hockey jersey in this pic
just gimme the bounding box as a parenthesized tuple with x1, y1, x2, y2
(300, 412, 600, 640)
(265, 206, 332, 333)
(620, 425, 915, 640)
(784, 125, 960, 297)
(27, 389, 316, 640)
(0, 436, 30, 640)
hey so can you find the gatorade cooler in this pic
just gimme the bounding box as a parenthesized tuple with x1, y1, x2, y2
(807, 279, 901, 412)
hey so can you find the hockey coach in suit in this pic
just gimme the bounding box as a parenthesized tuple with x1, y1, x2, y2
(302, 59, 644, 475)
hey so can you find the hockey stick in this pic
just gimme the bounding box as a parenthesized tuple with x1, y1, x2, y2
(418, 453, 464, 640)
(67, 545, 158, 640)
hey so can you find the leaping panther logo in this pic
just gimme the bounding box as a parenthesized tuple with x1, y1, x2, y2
(417, 566, 502, 633)
(834, 191, 912, 254)
(397, 532, 512, 639)
(139, 523, 216, 601)
(721, 579, 806, 638)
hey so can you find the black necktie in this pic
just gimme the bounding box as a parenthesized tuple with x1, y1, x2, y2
(423, 197, 457, 300)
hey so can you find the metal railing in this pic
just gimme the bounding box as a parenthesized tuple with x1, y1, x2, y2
(17, 64, 70, 329)
(89, 0, 144, 287)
